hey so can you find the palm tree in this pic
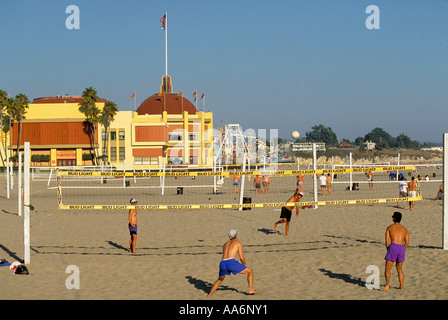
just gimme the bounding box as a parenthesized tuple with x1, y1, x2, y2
(11, 93, 30, 156)
(78, 87, 101, 165)
(99, 100, 118, 163)
(0, 89, 9, 167)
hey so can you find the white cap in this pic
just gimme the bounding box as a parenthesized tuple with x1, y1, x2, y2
(130, 198, 138, 203)
(228, 229, 238, 239)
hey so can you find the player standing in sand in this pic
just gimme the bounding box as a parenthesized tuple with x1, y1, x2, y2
(208, 229, 255, 296)
(319, 173, 327, 197)
(232, 173, 240, 193)
(254, 175, 262, 197)
(383, 211, 409, 292)
(273, 191, 303, 235)
(128, 198, 138, 253)
(367, 171, 374, 190)
(407, 176, 417, 211)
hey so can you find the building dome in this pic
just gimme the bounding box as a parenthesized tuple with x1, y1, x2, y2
(137, 93, 197, 115)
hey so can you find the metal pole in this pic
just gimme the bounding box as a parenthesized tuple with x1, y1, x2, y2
(443, 133, 448, 250)
(313, 143, 318, 209)
(18, 152, 22, 216)
(23, 142, 30, 264)
(239, 153, 247, 211)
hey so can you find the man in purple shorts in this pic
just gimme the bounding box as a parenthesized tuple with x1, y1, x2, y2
(383, 211, 409, 292)
(208, 229, 255, 296)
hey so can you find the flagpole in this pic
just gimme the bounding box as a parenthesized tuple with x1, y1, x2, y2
(165, 10, 168, 80)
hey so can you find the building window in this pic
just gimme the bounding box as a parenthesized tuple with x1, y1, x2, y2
(119, 147, 125, 161)
(134, 157, 159, 165)
(102, 131, 107, 141)
(189, 133, 198, 141)
(169, 132, 183, 141)
(102, 147, 108, 161)
(110, 147, 117, 161)
(168, 157, 183, 165)
(119, 131, 125, 140)
(189, 156, 198, 165)
(110, 131, 116, 141)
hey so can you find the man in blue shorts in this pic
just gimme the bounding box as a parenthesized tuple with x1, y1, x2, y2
(383, 211, 409, 292)
(208, 229, 255, 296)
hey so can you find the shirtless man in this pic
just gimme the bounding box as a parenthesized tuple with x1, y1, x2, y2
(208, 229, 255, 296)
(128, 198, 138, 253)
(232, 174, 240, 193)
(383, 211, 409, 292)
(262, 175, 271, 194)
(407, 176, 417, 211)
(253, 175, 262, 197)
(326, 173, 332, 196)
(273, 191, 303, 235)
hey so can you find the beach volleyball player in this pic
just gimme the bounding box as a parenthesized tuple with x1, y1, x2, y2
(208, 229, 255, 296)
(274, 190, 303, 235)
(128, 198, 138, 253)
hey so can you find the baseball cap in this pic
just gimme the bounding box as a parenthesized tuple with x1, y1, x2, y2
(228, 229, 238, 239)
(130, 198, 138, 204)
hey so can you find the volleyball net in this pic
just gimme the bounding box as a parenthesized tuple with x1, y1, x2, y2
(56, 165, 422, 210)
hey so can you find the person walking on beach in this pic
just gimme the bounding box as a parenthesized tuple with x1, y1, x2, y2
(128, 198, 138, 253)
(254, 175, 262, 197)
(273, 190, 303, 235)
(319, 173, 327, 196)
(326, 173, 332, 195)
(208, 229, 255, 296)
(407, 176, 417, 211)
(296, 175, 304, 192)
(367, 171, 374, 190)
(383, 211, 409, 292)
(232, 174, 240, 193)
(262, 175, 271, 194)
(397, 176, 407, 208)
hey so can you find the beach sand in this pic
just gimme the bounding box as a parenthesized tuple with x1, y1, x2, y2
(1, 169, 447, 301)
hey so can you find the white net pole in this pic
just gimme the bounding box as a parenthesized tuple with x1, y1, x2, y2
(443, 133, 448, 250)
(313, 143, 318, 209)
(161, 160, 166, 196)
(6, 150, 10, 199)
(23, 142, 30, 264)
(18, 152, 22, 216)
(47, 168, 53, 186)
(349, 152, 353, 190)
(239, 153, 247, 211)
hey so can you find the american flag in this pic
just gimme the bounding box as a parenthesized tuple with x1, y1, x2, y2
(160, 14, 166, 30)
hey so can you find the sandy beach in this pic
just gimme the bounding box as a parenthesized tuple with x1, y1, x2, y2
(1, 167, 447, 301)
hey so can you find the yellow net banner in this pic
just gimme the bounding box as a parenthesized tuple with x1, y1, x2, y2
(56, 165, 416, 178)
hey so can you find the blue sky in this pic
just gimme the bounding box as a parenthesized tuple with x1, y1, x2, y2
(1, 0, 447, 143)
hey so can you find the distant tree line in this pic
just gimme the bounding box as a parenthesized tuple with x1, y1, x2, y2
(292, 124, 435, 150)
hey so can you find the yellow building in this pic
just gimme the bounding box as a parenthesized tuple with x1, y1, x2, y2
(6, 88, 214, 170)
